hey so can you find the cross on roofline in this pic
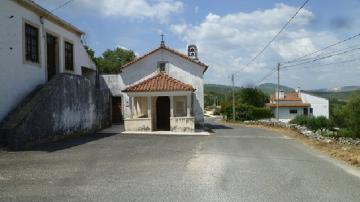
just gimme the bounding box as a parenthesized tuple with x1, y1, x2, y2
(160, 33, 165, 46)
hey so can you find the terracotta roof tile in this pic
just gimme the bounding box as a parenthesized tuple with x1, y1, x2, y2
(118, 45, 208, 73)
(270, 92, 302, 101)
(123, 73, 195, 92)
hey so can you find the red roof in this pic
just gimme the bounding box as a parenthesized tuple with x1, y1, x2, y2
(123, 73, 195, 92)
(270, 92, 302, 101)
(118, 45, 208, 73)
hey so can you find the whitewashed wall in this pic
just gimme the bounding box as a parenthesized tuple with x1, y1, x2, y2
(100, 48, 206, 124)
(0, 1, 95, 121)
(272, 107, 305, 123)
(300, 92, 329, 118)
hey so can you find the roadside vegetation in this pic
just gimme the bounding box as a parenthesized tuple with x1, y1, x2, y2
(218, 87, 273, 121)
(290, 92, 360, 138)
(204, 83, 360, 138)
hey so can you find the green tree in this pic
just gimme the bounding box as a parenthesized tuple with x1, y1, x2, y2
(331, 105, 346, 128)
(84, 45, 97, 64)
(344, 94, 360, 137)
(235, 88, 269, 107)
(97, 48, 136, 73)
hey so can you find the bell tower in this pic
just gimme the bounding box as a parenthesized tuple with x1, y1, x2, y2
(188, 45, 198, 60)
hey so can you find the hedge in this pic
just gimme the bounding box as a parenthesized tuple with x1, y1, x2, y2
(223, 104, 273, 121)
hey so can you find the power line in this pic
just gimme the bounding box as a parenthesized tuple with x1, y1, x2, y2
(233, 0, 310, 76)
(283, 44, 360, 65)
(283, 32, 360, 64)
(255, 67, 277, 84)
(282, 57, 360, 71)
(50, 0, 75, 13)
(281, 46, 360, 69)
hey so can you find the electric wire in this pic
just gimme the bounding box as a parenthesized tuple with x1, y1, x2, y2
(281, 46, 360, 69)
(282, 57, 360, 71)
(50, 0, 75, 13)
(232, 0, 310, 76)
(282, 32, 360, 64)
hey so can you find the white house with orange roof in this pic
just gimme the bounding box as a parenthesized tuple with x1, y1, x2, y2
(100, 41, 208, 132)
(266, 89, 329, 122)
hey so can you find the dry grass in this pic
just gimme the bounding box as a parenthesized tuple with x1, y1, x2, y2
(224, 121, 360, 167)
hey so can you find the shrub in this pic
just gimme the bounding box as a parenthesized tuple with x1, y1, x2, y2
(316, 116, 332, 132)
(223, 104, 273, 121)
(252, 107, 273, 120)
(213, 108, 221, 115)
(344, 94, 360, 138)
(338, 128, 352, 138)
(290, 115, 309, 125)
(291, 115, 331, 133)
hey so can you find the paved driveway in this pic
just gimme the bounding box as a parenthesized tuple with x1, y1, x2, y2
(1, 119, 360, 201)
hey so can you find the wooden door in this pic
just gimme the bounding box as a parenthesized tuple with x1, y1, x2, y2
(156, 96, 170, 130)
(112, 97, 123, 124)
(46, 34, 57, 81)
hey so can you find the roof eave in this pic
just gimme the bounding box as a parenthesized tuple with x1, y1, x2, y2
(119, 45, 209, 72)
(15, 0, 85, 35)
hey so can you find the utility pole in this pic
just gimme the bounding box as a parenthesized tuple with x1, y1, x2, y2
(276, 63, 280, 121)
(231, 74, 235, 121)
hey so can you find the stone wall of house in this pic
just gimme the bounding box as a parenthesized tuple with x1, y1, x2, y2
(0, 74, 111, 149)
(0, 0, 96, 122)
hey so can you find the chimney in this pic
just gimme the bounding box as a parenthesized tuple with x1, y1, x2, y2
(278, 90, 285, 99)
(188, 44, 198, 60)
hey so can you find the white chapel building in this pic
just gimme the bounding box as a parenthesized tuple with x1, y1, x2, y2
(100, 42, 208, 132)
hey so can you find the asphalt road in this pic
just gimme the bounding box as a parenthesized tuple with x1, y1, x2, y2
(1, 118, 360, 202)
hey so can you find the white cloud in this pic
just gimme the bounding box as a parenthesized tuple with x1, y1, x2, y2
(170, 3, 360, 88)
(74, 0, 183, 22)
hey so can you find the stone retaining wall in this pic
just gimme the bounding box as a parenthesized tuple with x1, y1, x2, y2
(244, 120, 360, 146)
(0, 74, 111, 149)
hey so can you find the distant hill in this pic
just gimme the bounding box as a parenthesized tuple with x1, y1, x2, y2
(204, 84, 242, 96)
(204, 83, 360, 102)
(257, 83, 294, 95)
(303, 90, 360, 101)
(307, 85, 360, 93)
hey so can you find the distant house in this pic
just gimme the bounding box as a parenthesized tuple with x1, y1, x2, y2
(0, 0, 96, 121)
(100, 42, 208, 132)
(266, 89, 329, 122)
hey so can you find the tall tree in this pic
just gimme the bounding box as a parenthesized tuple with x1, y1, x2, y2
(235, 88, 269, 107)
(344, 94, 360, 137)
(97, 48, 136, 73)
(84, 45, 97, 64)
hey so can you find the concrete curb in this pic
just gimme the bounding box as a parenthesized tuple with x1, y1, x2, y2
(121, 131, 211, 136)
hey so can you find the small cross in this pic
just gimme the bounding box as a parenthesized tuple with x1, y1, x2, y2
(160, 33, 165, 46)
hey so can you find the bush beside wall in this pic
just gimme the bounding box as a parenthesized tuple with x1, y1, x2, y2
(223, 104, 273, 121)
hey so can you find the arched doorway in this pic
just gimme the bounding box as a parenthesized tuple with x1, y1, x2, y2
(156, 96, 170, 130)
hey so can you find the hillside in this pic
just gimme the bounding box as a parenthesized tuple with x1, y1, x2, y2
(308, 86, 360, 93)
(204, 84, 242, 96)
(304, 90, 360, 101)
(257, 83, 294, 95)
(204, 83, 360, 103)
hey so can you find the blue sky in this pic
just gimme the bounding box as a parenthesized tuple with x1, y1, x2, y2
(35, 0, 360, 89)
